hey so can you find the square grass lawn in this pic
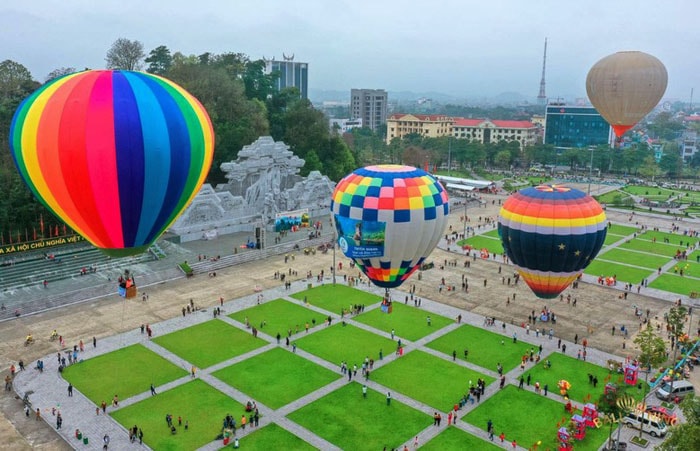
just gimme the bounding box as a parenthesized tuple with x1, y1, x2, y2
(111, 379, 244, 451)
(152, 320, 266, 369)
(212, 347, 340, 409)
(290, 284, 382, 315)
(353, 302, 453, 341)
(604, 234, 626, 246)
(229, 299, 328, 338)
(62, 344, 187, 404)
(597, 248, 670, 270)
(464, 385, 609, 451)
(607, 224, 638, 235)
(287, 382, 431, 450)
(219, 423, 315, 450)
(521, 352, 648, 404)
(649, 273, 700, 297)
(618, 239, 682, 257)
(294, 323, 396, 367)
(421, 426, 501, 451)
(371, 350, 494, 412)
(584, 260, 650, 284)
(461, 235, 504, 255)
(426, 324, 535, 372)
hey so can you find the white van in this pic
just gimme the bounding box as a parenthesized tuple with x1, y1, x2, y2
(622, 411, 668, 437)
(655, 380, 695, 401)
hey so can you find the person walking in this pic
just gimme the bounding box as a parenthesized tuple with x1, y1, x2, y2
(362, 385, 367, 398)
(386, 392, 391, 405)
(67, 383, 73, 397)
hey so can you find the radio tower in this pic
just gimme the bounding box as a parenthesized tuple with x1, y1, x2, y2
(537, 38, 547, 105)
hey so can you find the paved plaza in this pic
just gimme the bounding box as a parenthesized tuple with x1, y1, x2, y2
(1, 186, 699, 449)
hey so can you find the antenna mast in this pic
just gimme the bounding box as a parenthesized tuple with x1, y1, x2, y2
(537, 38, 548, 105)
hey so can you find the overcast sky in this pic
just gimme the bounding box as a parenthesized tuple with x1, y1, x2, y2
(2, 0, 697, 101)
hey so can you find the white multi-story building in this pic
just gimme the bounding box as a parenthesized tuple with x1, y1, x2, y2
(350, 89, 388, 131)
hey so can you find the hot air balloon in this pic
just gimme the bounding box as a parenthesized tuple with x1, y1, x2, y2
(498, 184, 606, 299)
(9, 70, 214, 256)
(330, 165, 449, 290)
(586, 51, 668, 138)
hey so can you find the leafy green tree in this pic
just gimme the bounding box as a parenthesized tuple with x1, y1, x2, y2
(638, 156, 661, 180)
(494, 149, 511, 168)
(144, 45, 172, 75)
(44, 67, 76, 82)
(656, 395, 700, 451)
(242, 59, 277, 101)
(632, 323, 667, 438)
(105, 38, 145, 71)
(0, 60, 36, 100)
(659, 148, 683, 179)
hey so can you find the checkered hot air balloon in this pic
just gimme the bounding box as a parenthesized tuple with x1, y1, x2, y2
(498, 185, 607, 299)
(9, 70, 214, 256)
(330, 165, 449, 288)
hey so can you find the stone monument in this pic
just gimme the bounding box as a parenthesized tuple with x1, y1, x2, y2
(169, 136, 336, 242)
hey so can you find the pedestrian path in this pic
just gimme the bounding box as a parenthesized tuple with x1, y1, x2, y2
(12, 275, 632, 451)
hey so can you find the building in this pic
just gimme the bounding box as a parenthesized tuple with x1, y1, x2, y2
(681, 131, 698, 162)
(350, 89, 388, 131)
(452, 119, 538, 149)
(263, 55, 308, 99)
(544, 104, 612, 148)
(386, 114, 454, 144)
(329, 118, 363, 134)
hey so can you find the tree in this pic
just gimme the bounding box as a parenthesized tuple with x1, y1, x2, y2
(0, 60, 35, 100)
(656, 395, 700, 451)
(144, 45, 172, 75)
(659, 148, 683, 179)
(638, 156, 661, 181)
(105, 38, 145, 71)
(632, 323, 667, 438)
(45, 67, 76, 83)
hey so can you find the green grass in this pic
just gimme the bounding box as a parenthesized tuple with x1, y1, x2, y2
(607, 224, 638, 235)
(426, 324, 534, 372)
(522, 352, 648, 404)
(294, 323, 396, 366)
(62, 344, 187, 405)
(596, 190, 632, 205)
(464, 385, 609, 451)
(483, 229, 501, 239)
(221, 423, 315, 450)
(584, 260, 651, 284)
(618, 239, 684, 257)
(421, 426, 501, 450)
(287, 382, 431, 450)
(290, 284, 382, 315)
(597, 248, 671, 270)
(111, 379, 244, 451)
(649, 273, 700, 297)
(623, 185, 675, 199)
(604, 234, 626, 246)
(371, 350, 494, 412)
(353, 302, 453, 341)
(211, 348, 340, 409)
(229, 299, 327, 338)
(635, 230, 686, 244)
(460, 235, 504, 255)
(152, 320, 266, 369)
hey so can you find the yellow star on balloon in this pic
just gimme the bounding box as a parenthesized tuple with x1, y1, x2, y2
(574, 250, 581, 256)
(558, 243, 566, 251)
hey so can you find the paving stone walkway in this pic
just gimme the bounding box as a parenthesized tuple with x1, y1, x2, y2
(13, 273, 639, 451)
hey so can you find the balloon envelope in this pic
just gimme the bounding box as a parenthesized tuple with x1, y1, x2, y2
(9, 70, 214, 255)
(498, 185, 606, 299)
(330, 165, 449, 288)
(586, 51, 668, 137)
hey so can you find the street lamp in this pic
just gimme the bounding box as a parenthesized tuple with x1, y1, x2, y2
(609, 394, 636, 451)
(448, 137, 452, 176)
(588, 147, 594, 195)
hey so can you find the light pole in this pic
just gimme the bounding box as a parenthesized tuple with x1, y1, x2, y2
(448, 137, 452, 176)
(588, 146, 594, 195)
(611, 394, 636, 450)
(463, 197, 468, 239)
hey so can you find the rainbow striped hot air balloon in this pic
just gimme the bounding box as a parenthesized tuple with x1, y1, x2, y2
(330, 165, 449, 289)
(498, 185, 606, 299)
(9, 70, 214, 256)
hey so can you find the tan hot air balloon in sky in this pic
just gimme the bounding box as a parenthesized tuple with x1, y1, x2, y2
(585, 51, 668, 138)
